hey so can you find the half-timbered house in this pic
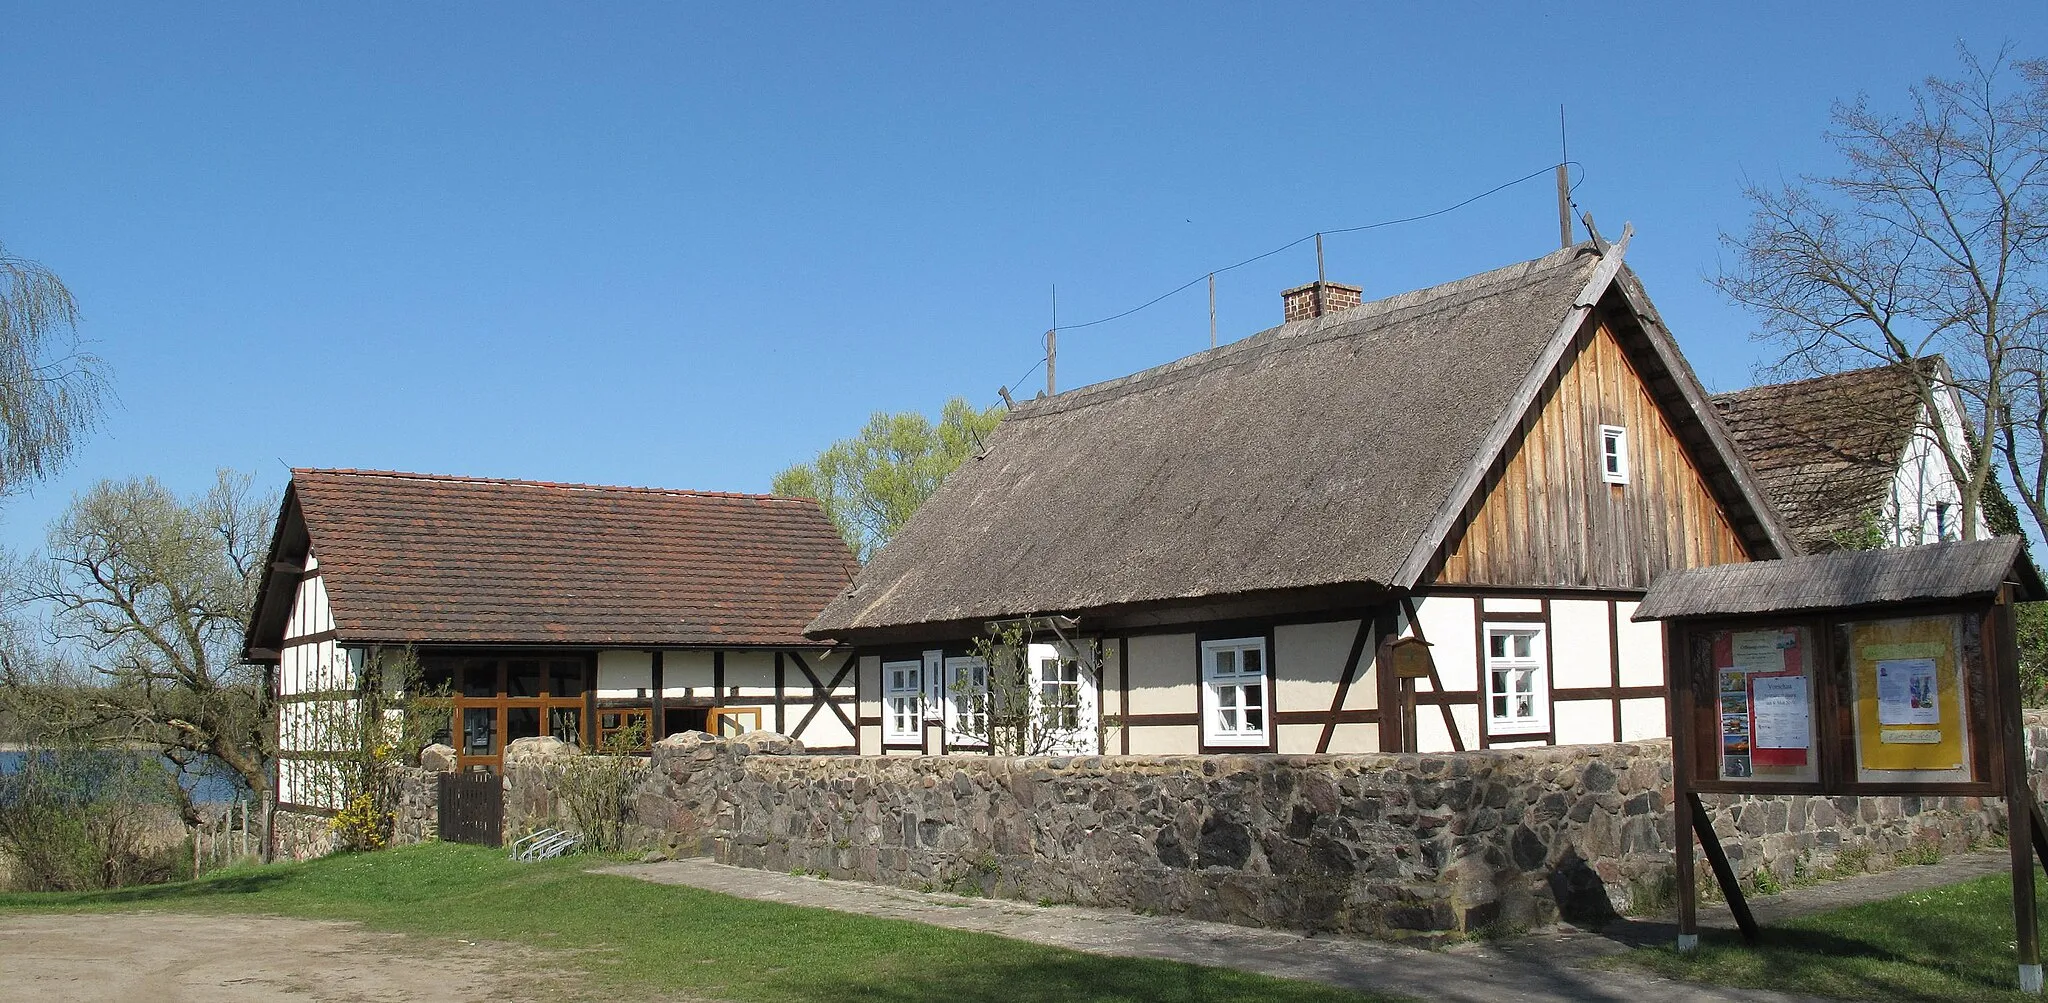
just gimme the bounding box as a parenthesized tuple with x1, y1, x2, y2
(245, 469, 859, 820)
(806, 233, 1798, 755)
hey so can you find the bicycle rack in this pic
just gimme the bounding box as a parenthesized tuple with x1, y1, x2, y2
(508, 827, 582, 861)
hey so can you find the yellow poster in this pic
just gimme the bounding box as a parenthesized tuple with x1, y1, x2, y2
(1851, 617, 1966, 772)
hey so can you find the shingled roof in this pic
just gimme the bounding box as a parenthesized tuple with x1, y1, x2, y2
(1633, 536, 2032, 620)
(808, 237, 1790, 641)
(1710, 361, 1936, 552)
(245, 469, 856, 657)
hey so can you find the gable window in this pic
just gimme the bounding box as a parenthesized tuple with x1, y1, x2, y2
(1599, 425, 1629, 484)
(1485, 625, 1549, 736)
(1201, 637, 1268, 747)
(883, 659, 923, 744)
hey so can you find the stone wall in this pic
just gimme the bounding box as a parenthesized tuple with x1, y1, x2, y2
(270, 754, 449, 860)
(502, 718, 2048, 939)
(271, 807, 339, 861)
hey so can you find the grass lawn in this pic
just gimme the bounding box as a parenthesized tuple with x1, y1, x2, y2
(1607, 869, 2048, 1001)
(0, 841, 1398, 1003)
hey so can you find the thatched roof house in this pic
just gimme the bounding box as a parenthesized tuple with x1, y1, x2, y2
(808, 233, 1799, 758)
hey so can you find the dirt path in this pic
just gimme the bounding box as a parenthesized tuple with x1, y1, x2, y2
(0, 911, 571, 1003)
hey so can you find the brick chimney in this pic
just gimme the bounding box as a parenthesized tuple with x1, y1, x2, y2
(1281, 280, 1363, 323)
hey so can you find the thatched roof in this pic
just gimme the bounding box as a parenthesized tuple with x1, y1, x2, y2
(1710, 361, 1935, 551)
(1633, 536, 2033, 620)
(809, 238, 1787, 641)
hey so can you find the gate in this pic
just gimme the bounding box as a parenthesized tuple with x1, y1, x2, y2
(437, 769, 503, 847)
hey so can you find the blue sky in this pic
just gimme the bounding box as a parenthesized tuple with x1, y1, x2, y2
(0, 4, 2038, 553)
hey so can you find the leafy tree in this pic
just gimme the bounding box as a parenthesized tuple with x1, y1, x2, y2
(0, 240, 107, 493)
(1717, 46, 2047, 541)
(5, 470, 276, 826)
(773, 397, 1004, 562)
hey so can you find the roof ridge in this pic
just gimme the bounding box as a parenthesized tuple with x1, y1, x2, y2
(1010, 242, 1602, 421)
(293, 468, 818, 505)
(1709, 356, 1941, 404)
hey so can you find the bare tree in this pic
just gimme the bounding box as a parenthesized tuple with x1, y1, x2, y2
(7, 470, 276, 825)
(1717, 46, 2047, 540)
(0, 241, 107, 493)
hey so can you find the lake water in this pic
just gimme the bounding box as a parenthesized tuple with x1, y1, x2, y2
(0, 750, 250, 804)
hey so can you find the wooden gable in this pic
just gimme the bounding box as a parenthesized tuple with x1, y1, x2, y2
(1428, 299, 1751, 590)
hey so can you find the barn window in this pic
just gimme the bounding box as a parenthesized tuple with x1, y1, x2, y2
(1600, 425, 1629, 484)
(883, 659, 923, 744)
(1485, 625, 1549, 736)
(1202, 637, 1268, 747)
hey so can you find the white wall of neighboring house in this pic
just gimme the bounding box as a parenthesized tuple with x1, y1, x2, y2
(1885, 390, 1992, 547)
(276, 551, 357, 810)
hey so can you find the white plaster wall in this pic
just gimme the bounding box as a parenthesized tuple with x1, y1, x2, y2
(1273, 620, 1360, 720)
(597, 650, 653, 698)
(1410, 596, 1477, 691)
(1887, 397, 1989, 546)
(1620, 696, 1667, 741)
(1124, 633, 1196, 715)
(1127, 724, 1198, 755)
(785, 649, 856, 749)
(1615, 601, 1664, 688)
(1549, 599, 1612, 690)
(1482, 596, 1543, 614)
(1416, 704, 1479, 753)
(1553, 699, 1616, 745)
(656, 650, 712, 697)
(717, 650, 780, 722)
(1326, 721, 1380, 753)
(857, 655, 881, 753)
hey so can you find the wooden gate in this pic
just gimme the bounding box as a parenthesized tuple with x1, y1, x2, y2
(437, 769, 503, 847)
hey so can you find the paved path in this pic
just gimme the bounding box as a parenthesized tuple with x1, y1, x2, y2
(589, 853, 2012, 1002)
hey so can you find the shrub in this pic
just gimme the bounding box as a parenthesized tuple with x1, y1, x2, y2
(0, 746, 183, 891)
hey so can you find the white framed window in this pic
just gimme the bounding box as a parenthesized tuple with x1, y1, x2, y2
(1484, 625, 1549, 735)
(1039, 655, 1081, 732)
(1201, 637, 1268, 747)
(1599, 425, 1629, 484)
(943, 655, 988, 746)
(882, 659, 923, 744)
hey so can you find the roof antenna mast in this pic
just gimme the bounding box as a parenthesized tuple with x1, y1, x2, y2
(1314, 233, 1327, 315)
(1557, 105, 1573, 249)
(1045, 284, 1057, 397)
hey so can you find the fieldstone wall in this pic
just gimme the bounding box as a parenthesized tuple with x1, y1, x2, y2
(271, 750, 451, 860)
(271, 807, 339, 861)
(501, 715, 2048, 939)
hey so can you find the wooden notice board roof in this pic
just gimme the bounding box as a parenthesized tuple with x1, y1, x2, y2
(1633, 536, 2035, 621)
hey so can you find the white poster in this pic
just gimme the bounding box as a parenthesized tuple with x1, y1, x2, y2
(1750, 675, 1810, 751)
(1730, 631, 1787, 673)
(1877, 658, 1940, 726)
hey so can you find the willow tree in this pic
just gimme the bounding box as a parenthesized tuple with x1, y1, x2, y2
(0, 241, 106, 492)
(8, 471, 276, 825)
(1717, 46, 2047, 541)
(774, 397, 1005, 563)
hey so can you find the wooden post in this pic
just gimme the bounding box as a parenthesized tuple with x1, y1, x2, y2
(1995, 597, 2043, 992)
(1669, 623, 1699, 952)
(1208, 273, 1217, 349)
(1556, 163, 1572, 249)
(1692, 794, 1759, 943)
(1045, 329, 1056, 397)
(1401, 677, 1418, 752)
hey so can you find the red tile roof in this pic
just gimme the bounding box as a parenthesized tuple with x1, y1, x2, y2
(265, 468, 856, 649)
